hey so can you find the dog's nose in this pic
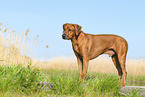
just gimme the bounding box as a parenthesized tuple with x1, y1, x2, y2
(62, 34, 66, 39)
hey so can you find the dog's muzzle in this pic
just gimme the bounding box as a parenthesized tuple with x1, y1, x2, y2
(62, 34, 67, 39)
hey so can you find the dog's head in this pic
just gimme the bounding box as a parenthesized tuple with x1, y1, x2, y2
(62, 23, 82, 40)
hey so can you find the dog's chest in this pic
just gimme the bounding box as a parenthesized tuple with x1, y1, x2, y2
(72, 42, 79, 53)
(71, 38, 84, 56)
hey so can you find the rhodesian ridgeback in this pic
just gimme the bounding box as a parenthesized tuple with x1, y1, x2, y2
(62, 23, 128, 86)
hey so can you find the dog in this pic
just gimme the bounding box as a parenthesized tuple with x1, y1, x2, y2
(62, 23, 128, 86)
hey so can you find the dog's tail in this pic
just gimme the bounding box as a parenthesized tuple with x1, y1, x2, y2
(109, 49, 123, 76)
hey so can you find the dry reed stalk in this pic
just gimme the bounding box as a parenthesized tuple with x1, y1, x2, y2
(0, 23, 34, 66)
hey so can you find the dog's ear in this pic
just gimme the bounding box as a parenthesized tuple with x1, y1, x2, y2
(63, 23, 68, 29)
(73, 24, 82, 36)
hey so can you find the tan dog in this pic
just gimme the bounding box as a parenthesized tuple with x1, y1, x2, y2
(62, 23, 128, 86)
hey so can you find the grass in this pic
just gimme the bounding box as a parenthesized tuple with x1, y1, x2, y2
(127, 89, 140, 97)
(1, 65, 144, 97)
(46, 69, 121, 96)
(0, 65, 122, 97)
(0, 64, 49, 96)
(0, 65, 39, 94)
(36, 56, 145, 88)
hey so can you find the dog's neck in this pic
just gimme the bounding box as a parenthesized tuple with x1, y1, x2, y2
(71, 31, 85, 54)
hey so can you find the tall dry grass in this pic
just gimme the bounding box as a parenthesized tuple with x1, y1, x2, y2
(37, 56, 145, 76)
(0, 23, 38, 66)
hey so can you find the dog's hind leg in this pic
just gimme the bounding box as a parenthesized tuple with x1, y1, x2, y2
(117, 54, 127, 86)
(116, 44, 128, 86)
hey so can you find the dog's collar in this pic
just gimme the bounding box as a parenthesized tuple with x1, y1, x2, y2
(78, 31, 81, 37)
(76, 31, 82, 40)
(71, 31, 82, 40)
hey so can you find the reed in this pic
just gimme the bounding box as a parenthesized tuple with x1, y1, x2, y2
(0, 23, 38, 66)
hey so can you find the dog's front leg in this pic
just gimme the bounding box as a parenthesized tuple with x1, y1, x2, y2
(77, 57, 83, 82)
(81, 58, 89, 83)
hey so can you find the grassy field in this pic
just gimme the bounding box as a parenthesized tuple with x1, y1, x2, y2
(0, 23, 145, 96)
(39, 56, 145, 87)
(0, 65, 143, 97)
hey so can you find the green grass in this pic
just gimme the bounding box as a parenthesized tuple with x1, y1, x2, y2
(0, 65, 48, 96)
(0, 65, 144, 97)
(127, 89, 140, 97)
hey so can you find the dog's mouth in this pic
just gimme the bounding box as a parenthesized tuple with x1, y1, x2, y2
(62, 34, 70, 40)
(62, 37, 70, 40)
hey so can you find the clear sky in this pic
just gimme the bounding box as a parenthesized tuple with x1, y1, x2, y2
(0, 0, 145, 60)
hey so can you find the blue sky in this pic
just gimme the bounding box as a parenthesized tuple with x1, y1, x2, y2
(0, 0, 145, 60)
